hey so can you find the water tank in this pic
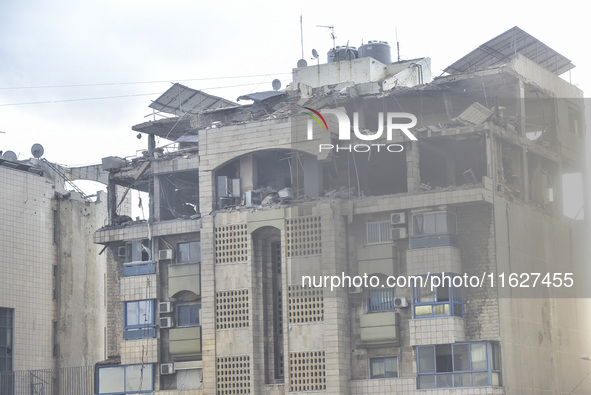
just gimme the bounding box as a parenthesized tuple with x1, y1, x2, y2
(327, 46, 358, 63)
(358, 40, 391, 64)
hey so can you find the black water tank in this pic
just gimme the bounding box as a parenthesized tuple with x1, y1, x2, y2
(358, 40, 391, 64)
(327, 46, 358, 63)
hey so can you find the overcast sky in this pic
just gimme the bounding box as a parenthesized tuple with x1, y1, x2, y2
(1, 0, 589, 168)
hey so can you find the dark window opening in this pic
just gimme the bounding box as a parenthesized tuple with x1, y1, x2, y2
(159, 171, 199, 220)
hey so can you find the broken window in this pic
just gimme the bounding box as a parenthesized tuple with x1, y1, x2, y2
(419, 136, 487, 190)
(120, 239, 155, 276)
(562, 163, 585, 219)
(496, 139, 524, 199)
(527, 153, 558, 210)
(159, 171, 199, 220)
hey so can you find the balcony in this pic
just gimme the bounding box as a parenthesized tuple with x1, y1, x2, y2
(169, 326, 202, 360)
(168, 263, 200, 297)
(122, 260, 156, 276)
(360, 312, 399, 346)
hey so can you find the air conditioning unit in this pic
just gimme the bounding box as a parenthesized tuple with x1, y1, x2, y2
(159, 317, 173, 329)
(394, 297, 408, 308)
(391, 212, 406, 225)
(159, 302, 172, 314)
(117, 245, 127, 258)
(391, 227, 407, 240)
(348, 286, 363, 294)
(160, 363, 175, 375)
(159, 249, 174, 261)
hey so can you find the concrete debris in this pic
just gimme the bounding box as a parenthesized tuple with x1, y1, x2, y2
(454, 102, 493, 125)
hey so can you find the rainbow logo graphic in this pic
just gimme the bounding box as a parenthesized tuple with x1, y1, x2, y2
(303, 107, 329, 131)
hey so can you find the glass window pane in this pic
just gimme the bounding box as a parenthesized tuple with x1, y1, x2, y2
(178, 305, 200, 326)
(434, 212, 447, 234)
(384, 357, 398, 378)
(418, 282, 434, 303)
(435, 345, 453, 372)
(98, 367, 125, 393)
(492, 372, 501, 386)
(125, 364, 152, 391)
(436, 284, 450, 302)
(371, 359, 385, 378)
(418, 374, 436, 389)
(432, 303, 450, 317)
(471, 343, 487, 370)
(492, 343, 501, 371)
(418, 347, 435, 373)
(472, 372, 489, 386)
(138, 300, 153, 325)
(453, 344, 470, 371)
(423, 214, 436, 234)
(190, 242, 201, 262)
(447, 212, 457, 233)
(454, 372, 471, 387)
(413, 215, 424, 235)
(126, 302, 139, 326)
(178, 243, 189, 263)
(437, 373, 453, 388)
(414, 305, 432, 318)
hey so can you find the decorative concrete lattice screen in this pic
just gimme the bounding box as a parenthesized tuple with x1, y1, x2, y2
(288, 285, 324, 324)
(289, 351, 326, 392)
(216, 355, 251, 395)
(215, 224, 248, 264)
(286, 216, 322, 257)
(216, 289, 249, 329)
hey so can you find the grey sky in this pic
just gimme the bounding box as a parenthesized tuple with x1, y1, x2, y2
(1, 0, 589, 167)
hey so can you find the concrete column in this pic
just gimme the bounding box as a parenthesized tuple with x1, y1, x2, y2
(406, 141, 420, 192)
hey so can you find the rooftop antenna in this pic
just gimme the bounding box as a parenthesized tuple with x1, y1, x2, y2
(317, 24, 336, 50)
(395, 27, 401, 62)
(300, 15, 304, 60)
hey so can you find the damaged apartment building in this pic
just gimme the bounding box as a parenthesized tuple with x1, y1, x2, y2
(93, 26, 590, 394)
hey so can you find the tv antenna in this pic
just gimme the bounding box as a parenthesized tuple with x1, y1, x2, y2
(300, 15, 305, 60)
(317, 24, 336, 50)
(395, 27, 401, 62)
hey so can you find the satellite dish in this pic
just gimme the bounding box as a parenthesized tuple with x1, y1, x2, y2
(31, 143, 44, 159)
(312, 49, 319, 59)
(296, 59, 308, 68)
(272, 79, 282, 91)
(3, 151, 17, 161)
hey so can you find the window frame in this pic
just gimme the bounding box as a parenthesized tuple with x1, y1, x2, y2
(416, 342, 501, 389)
(367, 288, 395, 313)
(177, 303, 202, 327)
(412, 274, 463, 318)
(370, 356, 399, 379)
(123, 300, 156, 340)
(97, 363, 154, 394)
(365, 221, 392, 245)
(177, 241, 201, 264)
(0, 308, 13, 373)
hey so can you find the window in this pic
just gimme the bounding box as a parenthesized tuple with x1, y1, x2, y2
(410, 211, 457, 248)
(97, 364, 153, 394)
(370, 356, 398, 379)
(416, 342, 501, 389)
(366, 221, 391, 244)
(0, 308, 13, 372)
(122, 240, 155, 276)
(178, 304, 201, 327)
(177, 241, 201, 264)
(124, 300, 155, 340)
(367, 288, 395, 312)
(413, 274, 462, 318)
